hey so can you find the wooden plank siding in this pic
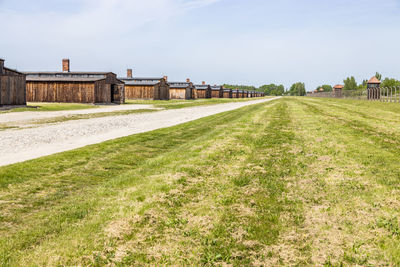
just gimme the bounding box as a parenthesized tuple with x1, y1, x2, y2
(169, 82, 197, 100)
(125, 85, 155, 99)
(26, 82, 95, 103)
(0, 60, 26, 106)
(223, 89, 232, 98)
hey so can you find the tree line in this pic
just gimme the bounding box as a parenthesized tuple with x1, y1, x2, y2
(224, 72, 400, 97)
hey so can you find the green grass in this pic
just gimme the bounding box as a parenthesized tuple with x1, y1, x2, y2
(125, 97, 269, 109)
(1, 102, 99, 113)
(29, 109, 158, 125)
(1, 97, 400, 265)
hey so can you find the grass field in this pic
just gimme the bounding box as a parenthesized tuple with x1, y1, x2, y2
(0, 98, 268, 113)
(0, 102, 99, 113)
(1, 97, 400, 265)
(125, 97, 269, 109)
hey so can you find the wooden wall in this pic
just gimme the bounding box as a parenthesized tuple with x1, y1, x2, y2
(94, 80, 111, 103)
(170, 88, 186, 99)
(26, 82, 95, 103)
(125, 85, 155, 99)
(197, 89, 207, 99)
(211, 90, 220, 98)
(223, 91, 232, 98)
(154, 82, 170, 100)
(0, 75, 26, 105)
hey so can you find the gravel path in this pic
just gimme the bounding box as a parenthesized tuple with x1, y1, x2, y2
(0, 98, 279, 166)
(0, 104, 154, 124)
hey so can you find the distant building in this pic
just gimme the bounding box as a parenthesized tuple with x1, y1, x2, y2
(195, 81, 212, 99)
(169, 79, 197, 100)
(120, 69, 169, 100)
(333, 84, 344, 98)
(0, 58, 26, 106)
(24, 59, 124, 104)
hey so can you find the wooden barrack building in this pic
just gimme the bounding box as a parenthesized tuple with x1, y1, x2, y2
(24, 59, 124, 104)
(223, 88, 232, 98)
(211, 85, 224, 98)
(120, 69, 169, 100)
(195, 82, 212, 99)
(169, 79, 197, 100)
(0, 59, 26, 106)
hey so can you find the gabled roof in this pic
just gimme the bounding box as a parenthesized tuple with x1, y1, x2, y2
(168, 82, 191, 88)
(368, 76, 381, 84)
(333, 84, 344, 89)
(195, 85, 210, 90)
(2, 67, 24, 75)
(121, 77, 163, 86)
(211, 85, 223, 91)
(26, 77, 106, 82)
(24, 71, 121, 83)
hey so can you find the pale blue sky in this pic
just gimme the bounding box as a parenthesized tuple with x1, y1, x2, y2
(1, 0, 400, 89)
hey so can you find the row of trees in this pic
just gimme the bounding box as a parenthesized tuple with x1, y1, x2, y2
(316, 72, 400, 92)
(224, 83, 305, 96)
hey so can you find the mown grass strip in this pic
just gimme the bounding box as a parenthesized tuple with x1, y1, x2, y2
(1, 99, 298, 266)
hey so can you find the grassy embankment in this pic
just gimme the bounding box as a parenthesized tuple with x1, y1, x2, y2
(1, 97, 400, 265)
(1, 102, 99, 113)
(125, 97, 269, 110)
(0, 98, 269, 114)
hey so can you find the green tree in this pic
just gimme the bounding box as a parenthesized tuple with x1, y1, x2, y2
(259, 84, 285, 96)
(223, 84, 256, 91)
(315, 85, 333, 92)
(343, 76, 358, 91)
(289, 82, 306, 96)
(375, 72, 382, 81)
(381, 78, 400, 88)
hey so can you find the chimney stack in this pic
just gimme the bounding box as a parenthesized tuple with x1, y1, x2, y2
(202, 81, 206, 85)
(127, 69, 133, 78)
(186, 78, 191, 83)
(0, 59, 4, 74)
(163, 76, 168, 82)
(62, 59, 70, 72)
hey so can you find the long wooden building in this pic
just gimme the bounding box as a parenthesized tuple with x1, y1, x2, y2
(169, 79, 197, 100)
(0, 59, 26, 106)
(120, 69, 169, 100)
(232, 89, 239, 98)
(24, 59, 124, 104)
(223, 88, 232, 98)
(211, 85, 223, 98)
(195, 82, 211, 99)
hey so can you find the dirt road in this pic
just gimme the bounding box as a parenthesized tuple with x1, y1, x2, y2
(0, 98, 279, 166)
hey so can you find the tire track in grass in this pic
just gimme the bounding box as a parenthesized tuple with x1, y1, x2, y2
(292, 98, 400, 265)
(196, 100, 307, 265)
(1, 102, 279, 265)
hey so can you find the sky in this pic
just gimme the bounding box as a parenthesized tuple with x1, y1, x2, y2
(1, 0, 400, 90)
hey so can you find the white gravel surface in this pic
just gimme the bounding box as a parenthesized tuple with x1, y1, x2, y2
(0, 97, 279, 167)
(0, 104, 154, 124)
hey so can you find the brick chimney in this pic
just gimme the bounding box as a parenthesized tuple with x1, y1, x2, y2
(0, 59, 4, 74)
(127, 69, 133, 78)
(186, 78, 190, 83)
(62, 59, 70, 72)
(163, 76, 168, 82)
(202, 81, 206, 85)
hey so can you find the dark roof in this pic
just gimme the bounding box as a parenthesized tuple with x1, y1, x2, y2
(26, 77, 106, 82)
(24, 71, 113, 76)
(211, 85, 222, 91)
(168, 82, 191, 88)
(195, 85, 210, 90)
(2, 67, 24, 75)
(121, 77, 162, 86)
(24, 72, 120, 83)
